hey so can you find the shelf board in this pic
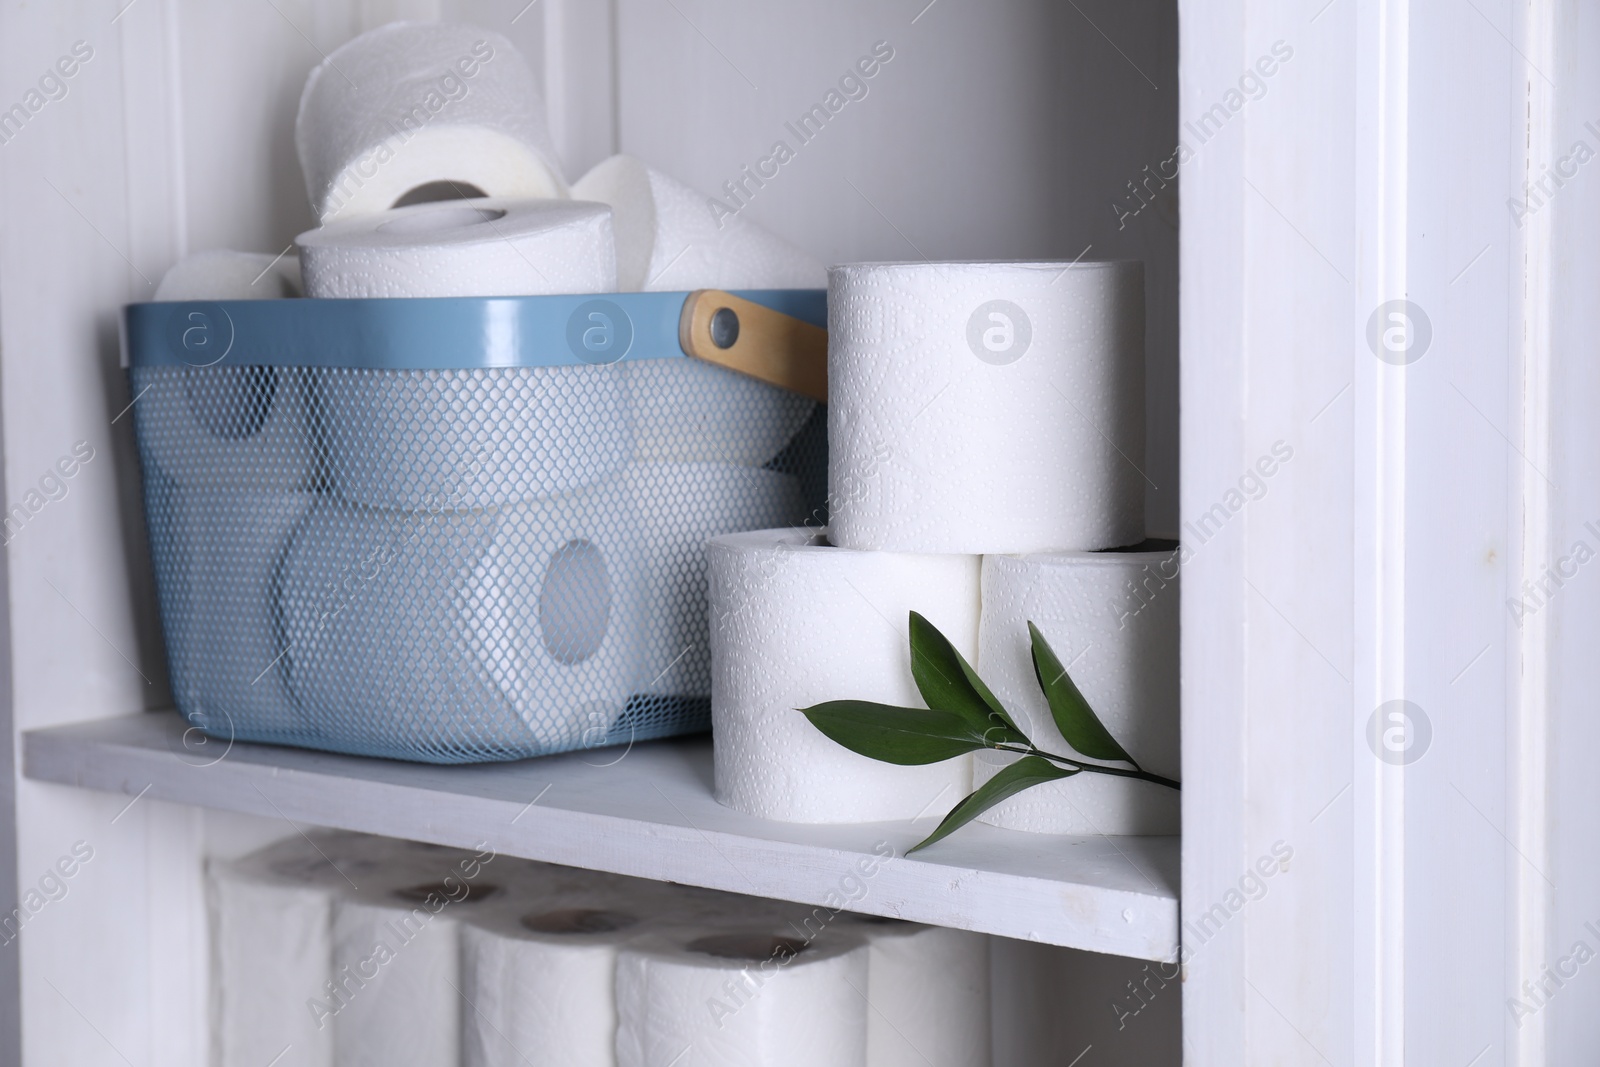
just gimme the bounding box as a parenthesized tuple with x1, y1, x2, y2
(23, 711, 1179, 960)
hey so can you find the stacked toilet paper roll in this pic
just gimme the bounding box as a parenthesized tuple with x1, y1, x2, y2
(827, 260, 1146, 554)
(615, 929, 869, 1067)
(154, 248, 303, 300)
(843, 916, 992, 1067)
(298, 197, 615, 298)
(331, 874, 503, 1067)
(209, 853, 335, 1067)
(707, 527, 980, 823)
(972, 546, 1179, 835)
(628, 465, 806, 705)
(166, 491, 313, 735)
(210, 831, 496, 1067)
(572, 154, 824, 292)
(460, 875, 652, 1067)
(296, 21, 566, 222)
(280, 489, 643, 757)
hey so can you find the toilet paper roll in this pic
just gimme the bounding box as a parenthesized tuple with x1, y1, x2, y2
(461, 897, 648, 1067)
(155, 248, 302, 300)
(627, 464, 806, 705)
(296, 21, 566, 222)
(331, 871, 504, 1067)
(707, 527, 978, 823)
(298, 197, 615, 298)
(614, 929, 869, 1067)
(827, 261, 1146, 554)
(166, 491, 313, 737)
(136, 366, 317, 492)
(317, 364, 633, 510)
(625, 359, 815, 467)
(572, 154, 824, 291)
(281, 484, 642, 757)
(209, 857, 335, 1067)
(843, 917, 991, 1067)
(973, 546, 1179, 834)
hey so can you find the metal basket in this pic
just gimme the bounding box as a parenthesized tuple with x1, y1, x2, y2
(123, 291, 827, 763)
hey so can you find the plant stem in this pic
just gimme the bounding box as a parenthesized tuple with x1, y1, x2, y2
(991, 744, 1181, 790)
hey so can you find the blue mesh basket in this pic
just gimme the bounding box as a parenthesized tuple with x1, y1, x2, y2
(122, 291, 827, 763)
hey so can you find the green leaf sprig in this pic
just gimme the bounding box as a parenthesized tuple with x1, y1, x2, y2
(801, 612, 1179, 853)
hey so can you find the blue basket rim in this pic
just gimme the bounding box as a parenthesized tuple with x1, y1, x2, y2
(122, 289, 826, 371)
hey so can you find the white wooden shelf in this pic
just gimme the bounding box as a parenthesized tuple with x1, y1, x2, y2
(23, 711, 1178, 961)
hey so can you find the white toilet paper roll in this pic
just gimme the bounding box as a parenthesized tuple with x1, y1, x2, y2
(166, 491, 313, 736)
(827, 261, 1146, 554)
(572, 154, 824, 292)
(281, 484, 642, 756)
(155, 249, 302, 300)
(298, 197, 615, 298)
(707, 527, 979, 823)
(331, 873, 504, 1067)
(317, 364, 633, 510)
(296, 21, 566, 222)
(614, 929, 868, 1067)
(462, 900, 647, 1067)
(137, 366, 317, 491)
(625, 359, 815, 468)
(209, 857, 335, 1067)
(627, 464, 806, 705)
(843, 917, 992, 1067)
(973, 546, 1180, 834)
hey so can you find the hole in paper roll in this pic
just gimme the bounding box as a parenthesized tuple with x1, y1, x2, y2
(390, 180, 490, 209)
(391, 880, 501, 905)
(376, 203, 508, 235)
(539, 539, 612, 665)
(689, 933, 809, 962)
(183, 366, 277, 440)
(522, 908, 639, 935)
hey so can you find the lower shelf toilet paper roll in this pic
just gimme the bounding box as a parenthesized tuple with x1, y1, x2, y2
(210, 855, 335, 1067)
(331, 865, 505, 1067)
(614, 929, 869, 1067)
(298, 197, 615, 298)
(164, 491, 313, 740)
(295, 22, 566, 222)
(298, 197, 627, 511)
(461, 888, 652, 1067)
(843, 916, 992, 1067)
(627, 465, 806, 708)
(281, 484, 642, 758)
(973, 546, 1180, 834)
(707, 527, 979, 823)
(572, 154, 825, 291)
(827, 260, 1146, 554)
(154, 248, 303, 300)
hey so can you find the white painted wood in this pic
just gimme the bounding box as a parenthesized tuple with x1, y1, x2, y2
(23, 713, 1180, 960)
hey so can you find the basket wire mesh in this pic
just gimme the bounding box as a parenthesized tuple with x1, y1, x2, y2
(132, 359, 825, 763)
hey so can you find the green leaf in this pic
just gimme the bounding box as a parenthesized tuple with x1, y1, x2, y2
(1028, 621, 1133, 764)
(908, 756, 1078, 853)
(800, 701, 992, 765)
(908, 612, 1027, 743)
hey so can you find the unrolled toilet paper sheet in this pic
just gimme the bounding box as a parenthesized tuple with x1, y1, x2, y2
(708, 527, 979, 823)
(827, 260, 1146, 554)
(974, 547, 1180, 834)
(296, 21, 566, 221)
